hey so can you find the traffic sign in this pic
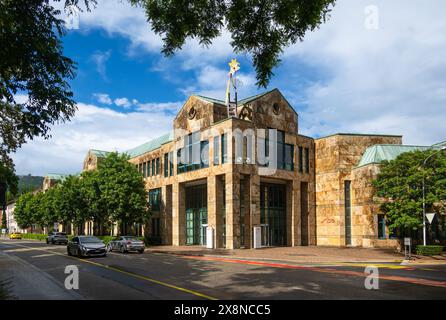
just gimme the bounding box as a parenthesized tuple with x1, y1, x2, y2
(426, 213, 436, 224)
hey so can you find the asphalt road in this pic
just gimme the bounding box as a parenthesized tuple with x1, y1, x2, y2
(0, 239, 445, 300)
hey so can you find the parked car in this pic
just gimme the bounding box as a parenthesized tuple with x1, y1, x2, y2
(9, 232, 22, 239)
(46, 231, 68, 245)
(67, 236, 107, 258)
(107, 236, 145, 254)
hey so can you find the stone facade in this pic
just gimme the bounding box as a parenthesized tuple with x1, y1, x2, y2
(314, 134, 402, 247)
(121, 89, 316, 249)
(48, 89, 416, 249)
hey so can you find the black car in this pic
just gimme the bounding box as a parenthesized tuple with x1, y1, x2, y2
(67, 236, 107, 258)
(46, 231, 68, 245)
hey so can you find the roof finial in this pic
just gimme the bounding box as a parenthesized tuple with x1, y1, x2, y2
(225, 58, 240, 118)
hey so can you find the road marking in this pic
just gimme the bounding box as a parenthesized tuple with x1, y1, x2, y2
(181, 255, 446, 289)
(0, 242, 218, 300)
(31, 253, 57, 258)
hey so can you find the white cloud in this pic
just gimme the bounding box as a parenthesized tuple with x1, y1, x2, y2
(11, 102, 179, 176)
(279, 0, 446, 145)
(93, 93, 112, 105)
(137, 102, 182, 114)
(114, 97, 133, 108)
(90, 50, 111, 81)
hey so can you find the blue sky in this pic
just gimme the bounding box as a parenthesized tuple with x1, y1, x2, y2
(12, 0, 446, 175)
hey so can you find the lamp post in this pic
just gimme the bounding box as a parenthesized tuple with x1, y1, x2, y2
(421, 146, 446, 246)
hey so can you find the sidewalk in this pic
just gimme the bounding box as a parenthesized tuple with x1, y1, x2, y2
(147, 245, 446, 265)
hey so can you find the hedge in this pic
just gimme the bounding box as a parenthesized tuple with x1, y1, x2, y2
(416, 245, 444, 256)
(19, 233, 144, 245)
(21, 233, 48, 241)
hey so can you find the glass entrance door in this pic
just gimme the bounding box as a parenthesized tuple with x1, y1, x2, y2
(185, 185, 208, 245)
(260, 183, 287, 246)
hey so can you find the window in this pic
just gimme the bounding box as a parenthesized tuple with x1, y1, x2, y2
(305, 147, 310, 173)
(177, 132, 209, 173)
(149, 188, 162, 211)
(169, 152, 173, 176)
(164, 154, 169, 177)
(298, 146, 303, 173)
(156, 158, 160, 175)
(151, 218, 160, 237)
(151, 160, 155, 176)
(177, 149, 184, 174)
(143, 162, 147, 178)
(213, 136, 220, 165)
(378, 215, 386, 239)
(276, 130, 293, 171)
(201, 140, 209, 168)
(284, 144, 294, 171)
(221, 133, 228, 164)
(345, 181, 352, 245)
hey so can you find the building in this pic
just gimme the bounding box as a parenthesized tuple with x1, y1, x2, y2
(47, 88, 445, 249)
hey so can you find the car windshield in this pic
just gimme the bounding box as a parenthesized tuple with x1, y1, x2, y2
(80, 237, 102, 244)
(123, 237, 139, 241)
(56, 232, 66, 236)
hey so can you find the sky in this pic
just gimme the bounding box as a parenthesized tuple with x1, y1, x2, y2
(11, 0, 446, 176)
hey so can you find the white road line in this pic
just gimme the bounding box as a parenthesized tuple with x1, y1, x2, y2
(31, 253, 58, 258)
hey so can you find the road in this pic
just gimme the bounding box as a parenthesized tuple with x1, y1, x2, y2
(0, 239, 445, 300)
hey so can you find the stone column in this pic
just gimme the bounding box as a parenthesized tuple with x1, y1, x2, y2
(225, 172, 240, 249)
(289, 180, 301, 246)
(207, 175, 217, 248)
(248, 174, 261, 249)
(172, 182, 185, 246)
(215, 175, 225, 248)
(161, 185, 173, 245)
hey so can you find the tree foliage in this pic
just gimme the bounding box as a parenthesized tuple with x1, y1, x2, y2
(130, 0, 336, 87)
(0, 0, 96, 170)
(13, 152, 148, 234)
(373, 150, 446, 235)
(97, 153, 148, 228)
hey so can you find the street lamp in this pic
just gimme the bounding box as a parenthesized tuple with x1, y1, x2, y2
(422, 145, 446, 246)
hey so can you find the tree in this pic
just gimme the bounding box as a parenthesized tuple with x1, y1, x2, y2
(97, 152, 148, 235)
(1, 207, 6, 229)
(58, 175, 87, 234)
(130, 0, 336, 87)
(79, 170, 108, 235)
(0, 0, 96, 170)
(373, 150, 446, 237)
(14, 192, 34, 230)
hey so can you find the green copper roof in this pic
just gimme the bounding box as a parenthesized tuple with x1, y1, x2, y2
(356, 144, 432, 168)
(195, 95, 225, 105)
(45, 173, 71, 181)
(125, 132, 173, 158)
(195, 88, 298, 115)
(90, 149, 111, 158)
(433, 140, 446, 148)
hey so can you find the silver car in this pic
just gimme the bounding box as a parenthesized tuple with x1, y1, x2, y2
(67, 236, 107, 258)
(107, 236, 145, 254)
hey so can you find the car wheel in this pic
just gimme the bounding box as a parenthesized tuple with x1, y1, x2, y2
(77, 248, 83, 258)
(67, 247, 72, 256)
(120, 245, 126, 254)
(46, 239, 49, 244)
(138, 249, 144, 254)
